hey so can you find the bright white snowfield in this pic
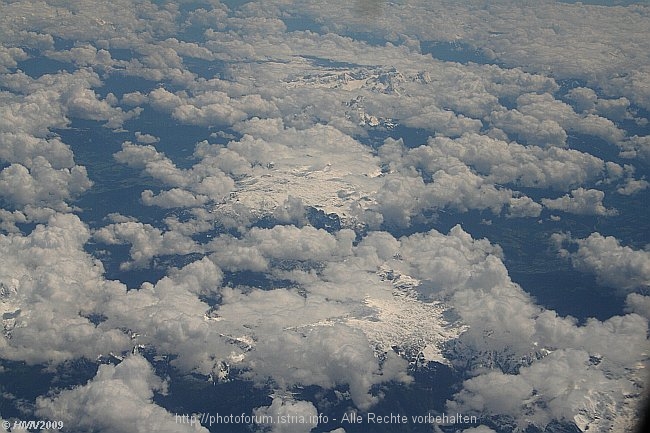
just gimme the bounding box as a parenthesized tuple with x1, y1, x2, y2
(1, 1, 649, 432)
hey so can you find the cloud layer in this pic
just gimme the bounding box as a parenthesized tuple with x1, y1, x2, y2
(1, 1, 648, 432)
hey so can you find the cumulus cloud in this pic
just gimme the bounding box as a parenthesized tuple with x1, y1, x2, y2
(448, 348, 641, 432)
(488, 90, 628, 147)
(566, 87, 598, 113)
(542, 188, 617, 216)
(58, 224, 415, 410)
(355, 225, 648, 431)
(301, 223, 650, 432)
(0, 70, 120, 212)
(46, 43, 116, 69)
(315, 0, 650, 110)
(421, 134, 607, 190)
(625, 293, 650, 320)
(93, 220, 199, 269)
(489, 108, 568, 147)
(253, 398, 319, 433)
(0, 160, 92, 211)
(2, 69, 141, 129)
(567, 87, 633, 121)
(213, 285, 415, 409)
(370, 132, 615, 225)
(114, 141, 235, 207)
(507, 196, 542, 218)
(141, 188, 209, 209)
(375, 138, 515, 225)
(36, 355, 207, 433)
(146, 86, 277, 126)
(0, 133, 74, 170)
(188, 120, 385, 229)
(245, 324, 404, 411)
(134, 131, 160, 144)
(1, 213, 131, 364)
(61, 86, 141, 128)
(553, 232, 650, 293)
(514, 92, 625, 144)
(97, 266, 232, 376)
(617, 177, 649, 195)
(619, 135, 650, 162)
(0, 45, 28, 72)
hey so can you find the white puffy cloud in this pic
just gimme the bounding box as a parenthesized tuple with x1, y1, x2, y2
(542, 188, 617, 216)
(553, 232, 650, 293)
(253, 398, 319, 433)
(46, 43, 115, 69)
(281, 0, 650, 112)
(47, 221, 425, 412)
(617, 177, 649, 195)
(114, 141, 235, 206)
(566, 87, 598, 113)
(507, 196, 542, 218)
(141, 188, 209, 209)
(0, 0, 179, 45)
(0, 45, 27, 72)
(272, 196, 308, 226)
(87, 225, 483, 411)
(206, 225, 353, 273)
(61, 86, 140, 128)
(0, 70, 117, 212)
(489, 108, 568, 147)
(0, 209, 28, 233)
(114, 141, 187, 186)
(595, 97, 632, 122)
(0, 160, 92, 211)
(370, 131, 613, 225)
(375, 139, 516, 225)
(355, 227, 543, 367)
(625, 293, 650, 320)
(448, 348, 642, 432)
(0, 213, 131, 363)
(42, 0, 629, 240)
(487, 90, 628, 147)
(97, 267, 232, 376)
(90, 239, 418, 409)
(515, 92, 625, 144)
(420, 134, 607, 190)
(619, 135, 650, 161)
(134, 131, 160, 144)
(1, 69, 140, 129)
(356, 226, 649, 431)
(146, 86, 277, 126)
(0, 74, 67, 135)
(208, 242, 269, 272)
(121, 91, 148, 106)
(0, 133, 74, 170)
(532, 311, 648, 377)
(93, 220, 198, 269)
(243, 321, 408, 411)
(36, 355, 207, 433)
